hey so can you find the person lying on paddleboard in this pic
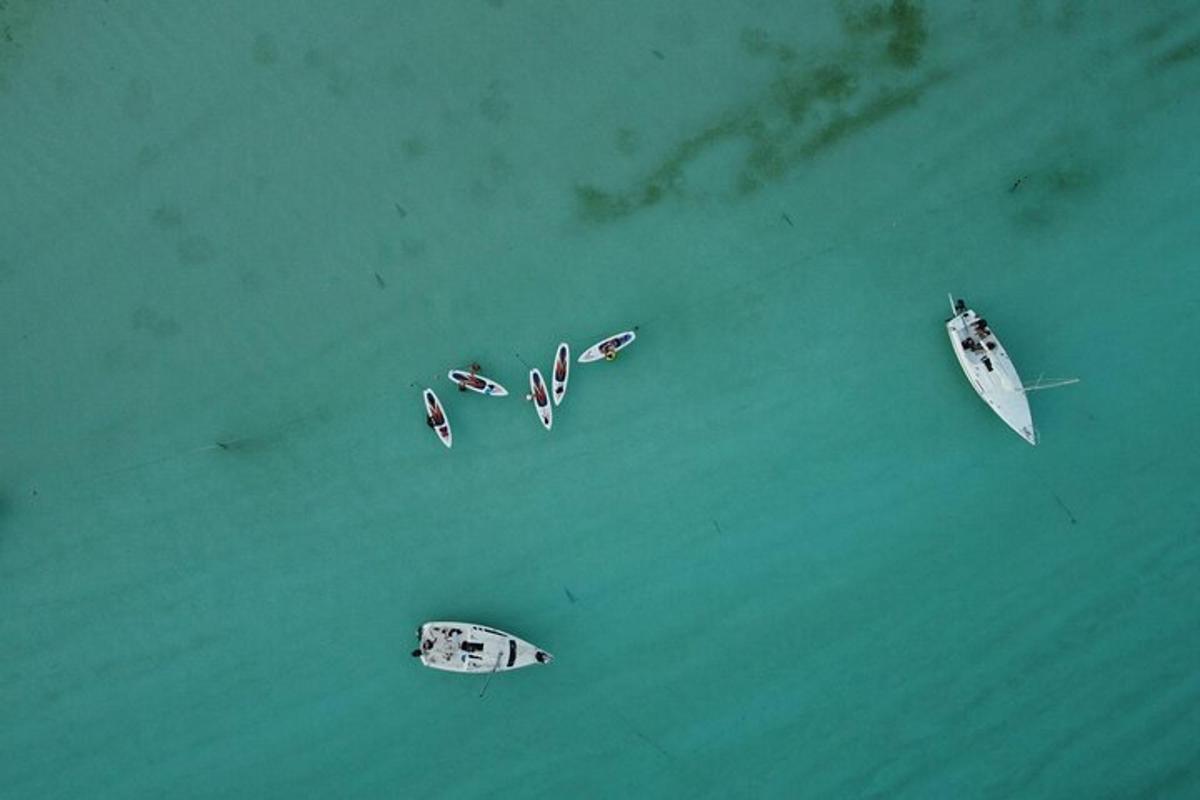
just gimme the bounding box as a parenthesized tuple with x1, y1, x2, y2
(457, 373, 487, 392)
(526, 381, 548, 405)
(457, 363, 486, 391)
(425, 401, 445, 427)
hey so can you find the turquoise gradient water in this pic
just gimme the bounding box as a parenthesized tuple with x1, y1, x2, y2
(2, 2, 1198, 797)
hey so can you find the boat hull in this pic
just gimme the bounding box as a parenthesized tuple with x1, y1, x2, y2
(946, 304, 1036, 445)
(415, 622, 553, 673)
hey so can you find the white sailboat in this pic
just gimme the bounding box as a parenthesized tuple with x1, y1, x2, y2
(945, 295, 1077, 445)
(411, 622, 553, 673)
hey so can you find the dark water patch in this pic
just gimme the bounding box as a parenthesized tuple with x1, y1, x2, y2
(840, 0, 928, 69)
(239, 268, 263, 293)
(801, 79, 933, 157)
(1118, 755, 1200, 798)
(302, 48, 351, 96)
(376, 240, 395, 265)
(1005, 136, 1105, 233)
(122, 77, 154, 121)
(150, 204, 183, 229)
(615, 127, 639, 156)
(1053, 0, 1086, 34)
(575, 4, 939, 224)
(1133, 13, 1182, 45)
(252, 32, 278, 66)
(401, 238, 426, 259)
(575, 185, 635, 224)
(302, 47, 324, 69)
(177, 235, 215, 265)
(1, 0, 43, 89)
(1017, 0, 1041, 29)
(740, 27, 771, 56)
(136, 144, 161, 169)
(1045, 162, 1097, 195)
(81, 411, 324, 478)
(1012, 202, 1053, 230)
(213, 434, 274, 454)
(740, 27, 797, 63)
(469, 151, 514, 202)
(1053, 493, 1078, 525)
(130, 306, 181, 339)
(1149, 34, 1200, 72)
(214, 410, 330, 456)
(810, 63, 858, 101)
(101, 342, 130, 372)
(401, 137, 427, 159)
(374, 271, 387, 289)
(52, 70, 75, 98)
(479, 79, 511, 124)
(325, 65, 352, 98)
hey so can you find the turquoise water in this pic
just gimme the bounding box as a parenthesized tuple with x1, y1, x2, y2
(3, 1, 1199, 797)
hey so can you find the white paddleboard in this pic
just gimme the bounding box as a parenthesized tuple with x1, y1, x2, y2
(578, 330, 636, 363)
(447, 369, 508, 397)
(529, 368, 553, 430)
(422, 388, 452, 448)
(551, 342, 570, 406)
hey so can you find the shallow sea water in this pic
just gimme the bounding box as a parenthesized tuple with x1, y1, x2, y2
(2, 2, 1199, 797)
